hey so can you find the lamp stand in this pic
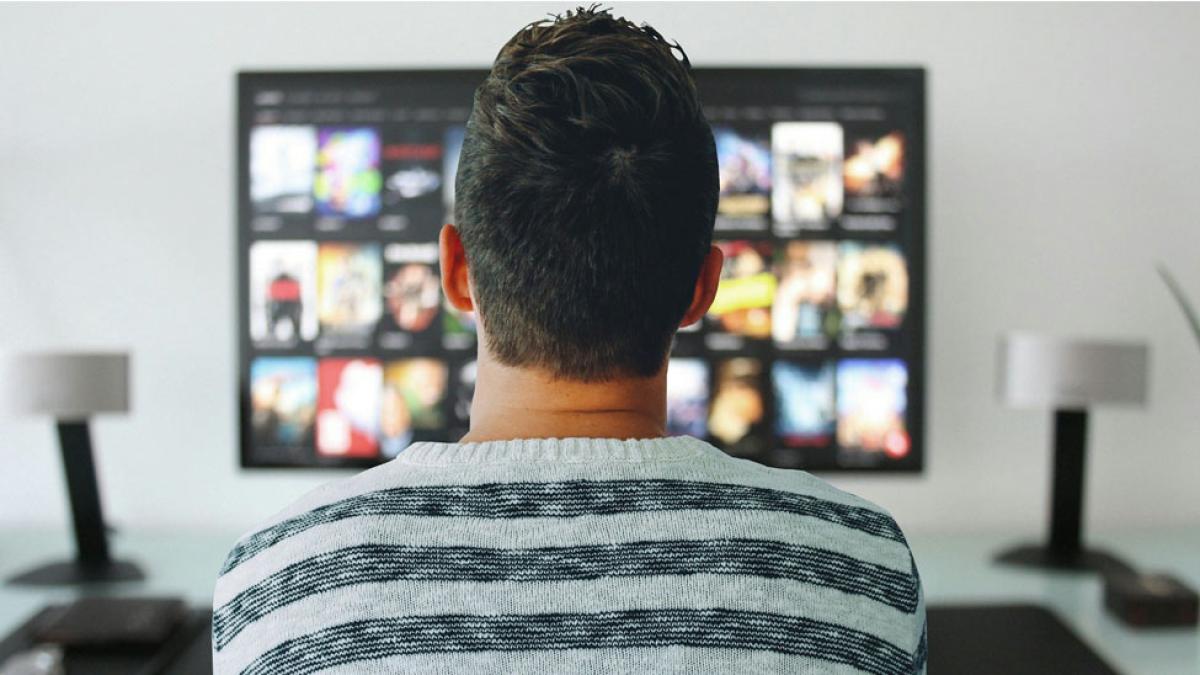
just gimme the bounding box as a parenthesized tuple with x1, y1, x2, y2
(6, 420, 144, 586)
(996, 410, 1134, 578)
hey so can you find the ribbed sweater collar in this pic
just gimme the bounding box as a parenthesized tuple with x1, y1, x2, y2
(396, 436, 707, 467)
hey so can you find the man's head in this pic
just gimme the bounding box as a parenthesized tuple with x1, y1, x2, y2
(443, 6, 721, 382)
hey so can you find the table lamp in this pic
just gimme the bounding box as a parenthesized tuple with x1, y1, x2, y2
(995, 334, 1148, 575)
(1, 352, 144, 585)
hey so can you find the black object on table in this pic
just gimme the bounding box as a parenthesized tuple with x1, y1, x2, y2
(927, 603, 1122, 675)
(0, 604, 210, 675)
(1104, 573, 1200, 628)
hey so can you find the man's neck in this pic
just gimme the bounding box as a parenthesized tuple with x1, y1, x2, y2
(459, 357, 667, 443)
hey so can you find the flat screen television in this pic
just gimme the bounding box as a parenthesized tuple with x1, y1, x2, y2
(237, 67, 926, 472)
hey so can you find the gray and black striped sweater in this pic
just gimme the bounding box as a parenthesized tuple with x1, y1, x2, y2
(213, 437, 927, 674)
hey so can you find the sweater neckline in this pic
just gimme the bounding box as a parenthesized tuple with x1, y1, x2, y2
(396, 436, 707, 467)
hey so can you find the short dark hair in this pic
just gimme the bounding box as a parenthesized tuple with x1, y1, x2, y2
(454, 6, 718, 381)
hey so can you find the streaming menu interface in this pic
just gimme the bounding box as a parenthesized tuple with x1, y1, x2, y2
(238, 69, 925, 471)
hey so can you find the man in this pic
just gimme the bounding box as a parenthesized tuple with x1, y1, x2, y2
(214, 7, 926, 673)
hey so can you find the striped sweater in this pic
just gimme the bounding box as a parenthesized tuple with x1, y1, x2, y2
(213, 437, 927, 674)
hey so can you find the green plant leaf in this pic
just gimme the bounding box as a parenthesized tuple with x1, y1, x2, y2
(1158, 263, 1200, 350)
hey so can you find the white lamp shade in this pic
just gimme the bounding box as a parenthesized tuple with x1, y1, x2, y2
(997, 334, 1148, 409)
(0, 352, 130, 420)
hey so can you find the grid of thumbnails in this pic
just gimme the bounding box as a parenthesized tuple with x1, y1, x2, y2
(240, 74, 922, 471)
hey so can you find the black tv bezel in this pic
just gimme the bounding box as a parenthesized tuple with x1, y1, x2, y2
(235, 67, 927, 473)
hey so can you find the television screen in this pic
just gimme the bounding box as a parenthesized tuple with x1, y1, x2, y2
(238, 68, 926, 471)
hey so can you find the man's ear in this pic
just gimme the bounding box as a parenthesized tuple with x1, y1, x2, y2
(680, 245, 724, 327)
(439, 224, 474, 312)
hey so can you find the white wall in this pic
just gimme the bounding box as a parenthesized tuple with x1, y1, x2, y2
(2, 2, 1198, 536)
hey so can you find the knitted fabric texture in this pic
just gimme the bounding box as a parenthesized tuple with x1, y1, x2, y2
(213, 436, 927, 674)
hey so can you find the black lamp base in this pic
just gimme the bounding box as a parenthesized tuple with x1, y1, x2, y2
(996, 544, 1136, 578)
(10, 420, 149, 587)
(6, 559, 145, 586)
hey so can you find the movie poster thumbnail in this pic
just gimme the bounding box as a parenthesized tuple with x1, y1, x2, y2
(380, 243, 441, 351)
(317, 243, 383, 349)
(670, 318, 704, 359)
(708, 358, 769, 459)
(772, 241, 838, 350)
(249, 241, 318, 347)
(666, 358, 709, 438)
(442, 295, 477, 351)
(713, 126, 771, 232)
(706, 241, 775, 345)
(443, 126, 466, 222)
(314, 127, 382, 219)
(249, 357, 317, 453)
(836, 242, 908, 344)
(250, 125, 317, 218)
(771, 122, 844, 234)
(448, 359, 478, 438)
(378, 130, 445, 238)
(843, 130, 905, 224)
(836, 359, 910, 459)
(316, 357, 383, 458)
(772, 361, 835, 447)
(380, 358, 449, 458)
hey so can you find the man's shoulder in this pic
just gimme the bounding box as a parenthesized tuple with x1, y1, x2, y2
(215, 458, 414, 583)
(694, 447, 911, 542)
(686, 446, 920, 608)
(219, 441, 914, 570)
(697, 450, 925, 668)
(222, 441, 915, 564)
